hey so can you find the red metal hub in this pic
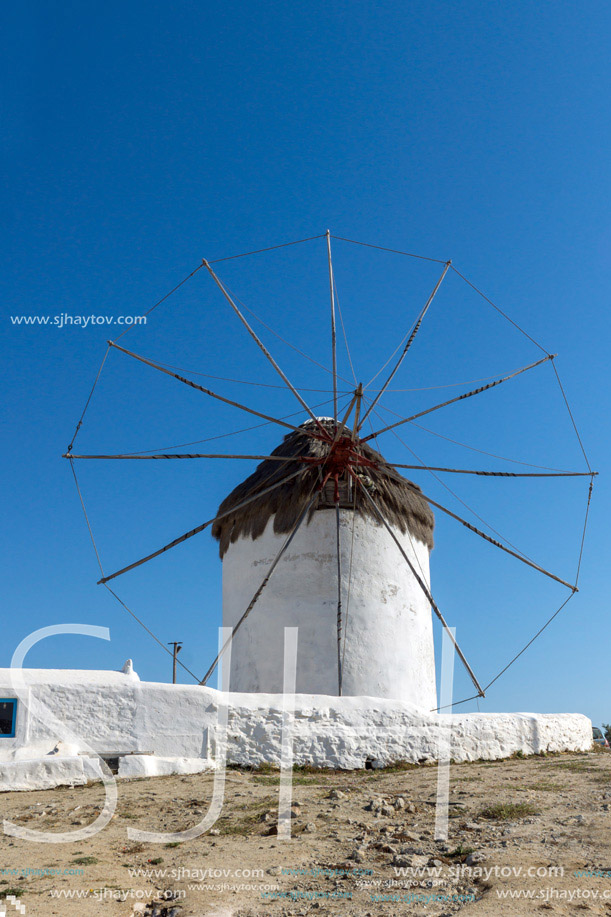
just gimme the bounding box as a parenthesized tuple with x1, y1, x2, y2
(301, 434, 377, 503)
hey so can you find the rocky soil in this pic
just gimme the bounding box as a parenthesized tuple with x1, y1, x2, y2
(1, 749, 611, 916)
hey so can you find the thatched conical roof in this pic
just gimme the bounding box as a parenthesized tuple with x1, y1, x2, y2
(212, 419, 434, 558)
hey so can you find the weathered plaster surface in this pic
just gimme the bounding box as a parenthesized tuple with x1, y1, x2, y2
(222, 511, 437, 708)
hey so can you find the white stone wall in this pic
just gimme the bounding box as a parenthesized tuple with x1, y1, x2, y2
(0, 669, 592, 792)
(0, 670, 211, 763)
(222, 510, 437, 708)
(215, 693, 592, 769)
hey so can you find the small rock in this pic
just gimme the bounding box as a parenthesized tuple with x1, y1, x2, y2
(304, 823, 317, 833)
(395, 830, 420, 842)
(349, 848, 366, 863)
(466, 852, 487, 866)
(208, 828, 220, 836)
(328, 789, 346, 800)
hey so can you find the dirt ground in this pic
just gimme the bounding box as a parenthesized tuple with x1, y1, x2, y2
(1, 749, 611, 916)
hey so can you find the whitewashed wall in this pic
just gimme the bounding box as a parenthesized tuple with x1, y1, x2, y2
(222, 510, 437, 708)
(0, 669, 210, 763)
(0, 669, 592, 792)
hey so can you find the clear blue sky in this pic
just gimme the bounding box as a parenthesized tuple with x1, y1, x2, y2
(2, 1, 609, 724)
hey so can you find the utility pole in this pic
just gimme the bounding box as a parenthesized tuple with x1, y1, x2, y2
(168, 641, 182, 684)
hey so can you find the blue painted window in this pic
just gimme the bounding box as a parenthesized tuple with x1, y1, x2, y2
(0, 699, 17, 738)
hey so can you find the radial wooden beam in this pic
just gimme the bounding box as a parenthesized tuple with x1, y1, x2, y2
(358, 260, 451, 429)
(352, 472, 484, 697)
(361, 354, 554, 442)
(97, 467, 305, 585)
(376, 467, 577, 591)
(64, 453, 307, 462)
(349, 384, 364, 442)
(108, 341, 325, 441)
(326, 230, 338, 425)
(329, 392, 358, 447)
(387, 464, 596, 478)
(203, 260, 330, 440)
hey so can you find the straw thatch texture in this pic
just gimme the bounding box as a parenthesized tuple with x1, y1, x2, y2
(212, 419, 434, 558)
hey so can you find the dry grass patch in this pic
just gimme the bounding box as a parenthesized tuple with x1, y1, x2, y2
(480, 802, 540, 821)
(0, 888, 24, 899)
(216, 795, 277, 837)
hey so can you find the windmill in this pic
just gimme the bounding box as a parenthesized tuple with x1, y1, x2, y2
(65, 231, 595, 710)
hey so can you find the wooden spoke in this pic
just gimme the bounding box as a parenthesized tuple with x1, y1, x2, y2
(387, 464, 596, 478)
(359, 261, 451, 429)
(97, 467, 304, 585)
(376, 467, 577, 591)
(362, 354, 554, 442)
(109, 341, 325, 441)
(326, 230, 339, 424)
(64, 453, 307, 462)
(351, 471, 484, 697)
(203, 261, 331, 440)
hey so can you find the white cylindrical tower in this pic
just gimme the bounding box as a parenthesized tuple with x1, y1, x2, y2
(213, 420, 436, 710)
